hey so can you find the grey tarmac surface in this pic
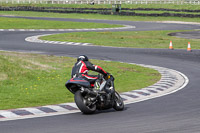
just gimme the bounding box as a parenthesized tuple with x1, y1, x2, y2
(0, 17, 200, 133)
(169, 30, 200, 39)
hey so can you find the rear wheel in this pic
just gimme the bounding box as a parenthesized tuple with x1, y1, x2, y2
(74, 90, 96, 114)
(113, 91, 124, 111)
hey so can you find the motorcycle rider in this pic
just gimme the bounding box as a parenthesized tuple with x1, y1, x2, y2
(71, 55, 108, 89)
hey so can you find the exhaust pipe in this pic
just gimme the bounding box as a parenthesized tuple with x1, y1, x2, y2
(80, 87, 97, 97)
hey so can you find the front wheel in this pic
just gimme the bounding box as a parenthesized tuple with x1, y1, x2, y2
(113, 91, 124, 111)
(74, 90, 96, 114)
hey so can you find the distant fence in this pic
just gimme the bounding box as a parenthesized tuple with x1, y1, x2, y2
(1, 0, 200, 5)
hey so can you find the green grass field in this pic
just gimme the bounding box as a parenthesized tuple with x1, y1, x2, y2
(1, 11, 200, 23)
(0, 51, 160, 110)
(0, 17, 122, 29)
(40, 30, 200, 49)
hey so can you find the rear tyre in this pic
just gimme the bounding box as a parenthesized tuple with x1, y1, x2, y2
(75, 90, 96, 114)
(113, 91, 124, 111)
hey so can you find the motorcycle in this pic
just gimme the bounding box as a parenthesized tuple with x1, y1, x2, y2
(65, 74, 124, 114)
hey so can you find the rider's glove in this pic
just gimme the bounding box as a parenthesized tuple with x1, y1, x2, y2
(104, 73, 110, 80)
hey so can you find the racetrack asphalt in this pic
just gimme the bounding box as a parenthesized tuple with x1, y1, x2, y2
(169, 30, 200, 39)
(0, 16, 200, 133)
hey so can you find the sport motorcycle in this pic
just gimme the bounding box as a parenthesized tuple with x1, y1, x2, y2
(65, 74, 124, 114)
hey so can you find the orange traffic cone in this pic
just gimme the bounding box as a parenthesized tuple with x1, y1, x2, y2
(169, 41, 174, 50)
(187, 42, 192, 52)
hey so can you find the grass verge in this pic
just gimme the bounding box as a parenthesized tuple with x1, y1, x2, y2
(0, 51, 160, 110)
(1, 11, 200, 23)
(40, 30, 200, 49)
(0, 16, 122, 29)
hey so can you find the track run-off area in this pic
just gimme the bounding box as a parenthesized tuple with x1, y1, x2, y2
(0, 16, 200, 133)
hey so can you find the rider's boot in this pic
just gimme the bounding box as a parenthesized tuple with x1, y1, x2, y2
(94, 79, 101, 90)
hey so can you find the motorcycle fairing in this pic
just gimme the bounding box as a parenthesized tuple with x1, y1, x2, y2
(65, 77, 90, 94)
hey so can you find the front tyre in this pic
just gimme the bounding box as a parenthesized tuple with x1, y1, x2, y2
(113, 91, 124, 111)
(74, 90, 96, 114)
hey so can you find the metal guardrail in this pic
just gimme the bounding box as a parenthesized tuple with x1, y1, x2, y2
(0, 0, 200, 5)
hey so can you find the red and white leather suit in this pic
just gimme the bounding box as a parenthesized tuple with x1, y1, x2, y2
(71, 60, 107, 86)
